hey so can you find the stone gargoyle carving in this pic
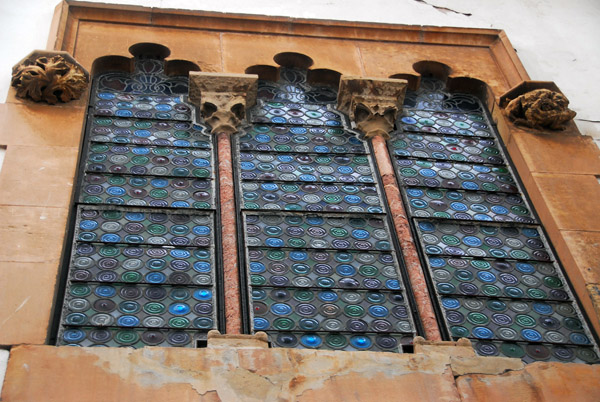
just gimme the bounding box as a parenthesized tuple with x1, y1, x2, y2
(505, 89, 576, 130)
(11, 54, 88, 104)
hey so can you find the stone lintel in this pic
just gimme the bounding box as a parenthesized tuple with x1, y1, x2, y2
(11, 50, 89, 104)
(189, 72, 258, 135)
(337, 76, 407, 139)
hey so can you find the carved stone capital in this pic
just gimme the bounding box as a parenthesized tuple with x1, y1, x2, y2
(189, 72, 258, 135)
(337, 76, 407, 139)
(11, 50, 89, 104)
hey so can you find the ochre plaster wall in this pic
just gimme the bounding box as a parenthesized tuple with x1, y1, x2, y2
(0, 99, 87, 344)
(3, 337, 600, 402)
(0, 3, 599, 400)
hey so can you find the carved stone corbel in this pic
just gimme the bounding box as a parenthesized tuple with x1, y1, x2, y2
(505, 89, 576, 130)
(11, 50, 89, 104)
(337, 76, 408, 139)
(188, 72, 258, 135)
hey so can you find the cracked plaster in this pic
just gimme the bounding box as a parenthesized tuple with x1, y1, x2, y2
(3, 338, 598, 402)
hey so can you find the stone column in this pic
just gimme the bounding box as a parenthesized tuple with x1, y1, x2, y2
(338, 76, 442, 341)
(189, 72, 258, 334)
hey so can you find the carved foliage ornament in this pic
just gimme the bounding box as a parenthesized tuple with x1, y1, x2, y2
(11, 55, 89, 104)
(351, 96, 400, 140)
(337, 76, 408, 139)
(200, 93, 247, 135)
(189, 72, 258, 135)
(505, 89, 576, 130)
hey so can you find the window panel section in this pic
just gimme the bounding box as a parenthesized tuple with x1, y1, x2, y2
(389, 78, 599, 363)
(57, 57, 219, 348)
(235, 68, 418, 352)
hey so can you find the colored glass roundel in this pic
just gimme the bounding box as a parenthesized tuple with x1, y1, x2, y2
(245, 214, 392, 251)
(236, 67, 418, 352)
(251, 102, 342, 127)
(241, 182, 383, 213)
(395, 159, 518, 193)
(239, 125, 366, 154)
(391, 131, 500, 163)
(94, 93, 192, 121)
(397, 109, 492, 138)
(404, 187, 535, 223)
(239, 152, 373, 183)
(389, 78, 599, 363)
(89, 117, 211, 148)
(57, 55, 219, 348)
(85, 144, 212, 178)
(80, 174, 213, 209)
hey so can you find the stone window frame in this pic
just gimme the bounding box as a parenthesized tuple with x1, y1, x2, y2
(3, 1, 598, 352)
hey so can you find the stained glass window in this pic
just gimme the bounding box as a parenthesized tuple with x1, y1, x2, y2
(56, 56, 220, 347)
(389, 78, 599, 363)
(234, 68, 419, 352)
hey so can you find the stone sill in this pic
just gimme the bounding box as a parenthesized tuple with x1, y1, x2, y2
(4, 336, 600, 402)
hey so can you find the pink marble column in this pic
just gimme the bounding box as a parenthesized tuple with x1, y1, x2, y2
(372, 135, 441, 340)
(188, 72, 258, 334)
(216, 131, 242, 334)
(337, 76, 442, 340)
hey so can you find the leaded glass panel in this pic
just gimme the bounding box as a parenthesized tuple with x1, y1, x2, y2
(389, 78, 599, 363)
(235, 68, 418, 352)
(57, 56, 219, 348)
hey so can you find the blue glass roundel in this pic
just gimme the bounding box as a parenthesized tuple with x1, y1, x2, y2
(169, 303, 191, 315)
(477, 271, 496, 282)
(532, 302, 553, 315)
(368, 305, 389, 317)
(151, 178, 169, 188)
(300, 334, 322, 348)
(350, 335, 372, 349)
(429, 257, 446, 267)
(95, 285, 116, 297)
(521, 329, 542, 342)
(271, 303, 293, 315)
(63, 329, 86, 342)
(117, 315, 140, 327)
(170, 249, 191, 258)
(473, 327, 494, 339)
(250, 262, 266, 273)
(193, 289, 212, 300)
(442, 298, 460, 309)
(336, 264, 356, 276)
(146, 272, 167, 283)
(125, 212, 145, 221)
(101, 234, 121, 243)
(80, 220, 98, 230)
(318, 291, 338, 302)
(254, 317, 269, 330)
(516, 263, 535, 273)
(289, 251, 308, 261)
(193, 262, 211, 272)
